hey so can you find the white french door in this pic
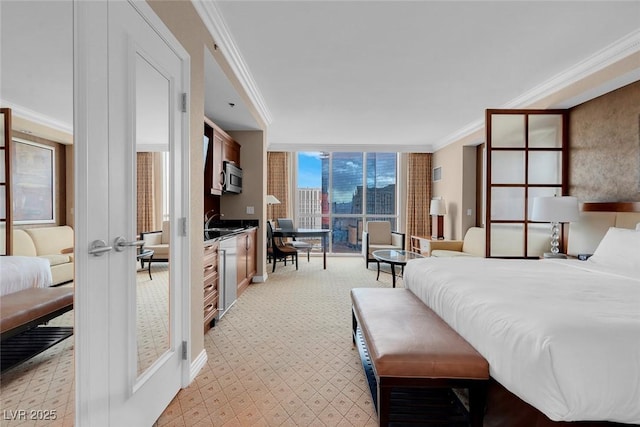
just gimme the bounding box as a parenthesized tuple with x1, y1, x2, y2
(74, 1, 190, 425)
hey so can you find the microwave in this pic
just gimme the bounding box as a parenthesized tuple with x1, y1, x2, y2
(222, 161, 243, 194)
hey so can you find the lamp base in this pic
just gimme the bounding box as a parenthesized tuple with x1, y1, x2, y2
(542, 252, 567, 259)
(431, 215, 444, 240)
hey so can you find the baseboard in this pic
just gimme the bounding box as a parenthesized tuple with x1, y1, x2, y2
(190, 349, 208, 383)
(252, 274, 268, 283)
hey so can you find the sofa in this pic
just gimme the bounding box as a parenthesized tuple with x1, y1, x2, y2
(141, 220, 170, 264)
(429, 226, 549, 258)
(11, 226, 74, 285)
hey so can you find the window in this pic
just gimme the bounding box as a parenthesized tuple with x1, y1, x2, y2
(296, 152, 398, 254)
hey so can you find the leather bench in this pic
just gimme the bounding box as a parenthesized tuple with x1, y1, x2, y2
(1, 287, 74, 340)
(351, 288, 489, 426)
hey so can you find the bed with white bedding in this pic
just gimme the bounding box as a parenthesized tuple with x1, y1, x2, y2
(0, 256, 53, 296)
(403, 226, 640, 425)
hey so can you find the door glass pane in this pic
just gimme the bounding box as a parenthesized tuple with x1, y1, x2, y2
(491, 187, 524, 220)
(529, 115, 562, 148)
(490, 223, 524, 257)
(491, 151, 525, 184)
(528, 223, 551, 257)
(528, 151, 562, 184)
(0, 150, 4, 181)
(135, 53, 171, 377)
(491, 114, 525, 148)
(0, 111, 4, 147)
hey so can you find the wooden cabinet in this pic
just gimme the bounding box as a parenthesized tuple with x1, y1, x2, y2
(236, 228, 257, 297)
(210, 132, 224, 195)
(203, 241, 220, 333)
(223, 138, 240, 166)
(410, 235, 433, 256)
(204, 117, 240, 196)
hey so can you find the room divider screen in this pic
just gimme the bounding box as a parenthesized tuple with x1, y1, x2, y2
(485, 109, 569, 258)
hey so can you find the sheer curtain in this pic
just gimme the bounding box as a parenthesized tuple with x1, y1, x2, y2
(267, 152, 289, 223)
(136, 152, 155, 234)
(405, 153, 432, 247)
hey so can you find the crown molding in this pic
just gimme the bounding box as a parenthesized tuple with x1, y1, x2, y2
(1, 99, 73, 135)
(432, 28, 640, 152)
(431, 118, 485, 152)
(503, 28, 640, 109)
(193, 1, 272, 126)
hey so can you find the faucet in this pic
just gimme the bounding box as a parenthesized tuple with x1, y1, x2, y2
(204, 210, 223, 229)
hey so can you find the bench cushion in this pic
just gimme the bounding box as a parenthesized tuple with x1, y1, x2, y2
(351, 288, 488, 380)
(0, 288, 74, 335)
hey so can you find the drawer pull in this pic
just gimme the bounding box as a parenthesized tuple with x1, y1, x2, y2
(204, 245, 215, 250)
(204, 303, 215, 313)
(204, 264, 215, 272)
(204, 284, 215, 293)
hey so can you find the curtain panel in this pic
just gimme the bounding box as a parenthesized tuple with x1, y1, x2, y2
(137, 152, 155, 235)
(267, 152, 289, 224)
(405, 153, 432, 247)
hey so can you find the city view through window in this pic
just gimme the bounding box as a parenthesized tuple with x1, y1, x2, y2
(296, 152, 398, 254)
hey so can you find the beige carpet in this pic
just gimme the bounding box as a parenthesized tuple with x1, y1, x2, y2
(156, 256, 396, 427)
(0, 257, 398, 426)
(0, 264, 171, 427)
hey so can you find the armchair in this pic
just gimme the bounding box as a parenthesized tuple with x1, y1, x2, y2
(362, 221, 405, 268)
(140, 220, 170, 266)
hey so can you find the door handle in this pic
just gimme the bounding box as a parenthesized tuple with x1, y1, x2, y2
(88, 239, 113, 257)
(114, 236, 144, 252)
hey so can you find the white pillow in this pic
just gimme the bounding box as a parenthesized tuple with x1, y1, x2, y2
(588, 227, 640, 274)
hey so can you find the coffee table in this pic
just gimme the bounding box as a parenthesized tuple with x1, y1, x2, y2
(137, 249, 154, 280)
(372, 249, 425, 288)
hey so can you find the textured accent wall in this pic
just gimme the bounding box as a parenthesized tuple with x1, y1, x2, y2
(569, 81, 640, 201)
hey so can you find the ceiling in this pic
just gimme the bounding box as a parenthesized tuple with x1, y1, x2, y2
(202, 0, 640, 152)
(1, 1, 639, 152)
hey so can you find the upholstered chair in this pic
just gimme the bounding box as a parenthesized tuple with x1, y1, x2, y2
(141, 220, 170, 266)
(362, 221, 405, 267)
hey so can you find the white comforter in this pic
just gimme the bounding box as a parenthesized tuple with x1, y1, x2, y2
(0, 256, 53, 296)
(403, 257, 640, 424)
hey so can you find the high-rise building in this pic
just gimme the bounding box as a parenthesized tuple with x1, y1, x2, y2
(297, 187, 322, 228)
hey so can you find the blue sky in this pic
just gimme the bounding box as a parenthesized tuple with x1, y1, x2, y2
(297, 152, 322, 188)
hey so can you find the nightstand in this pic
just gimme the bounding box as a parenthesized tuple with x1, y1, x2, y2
(410, 235, 457, 256)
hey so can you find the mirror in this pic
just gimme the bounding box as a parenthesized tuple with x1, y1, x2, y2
(135, 53, 171, 376)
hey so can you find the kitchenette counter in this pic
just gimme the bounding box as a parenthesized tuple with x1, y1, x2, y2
(203, 220, 258, 330)
(204, 219, 259, 243)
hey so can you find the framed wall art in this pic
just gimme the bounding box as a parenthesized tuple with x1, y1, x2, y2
(13, 138, 55, 224)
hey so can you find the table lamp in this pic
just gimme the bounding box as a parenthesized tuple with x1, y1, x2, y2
(531, 196, 579, 258)
(430, 198, 446, 240)
(266, 194, 281, 223)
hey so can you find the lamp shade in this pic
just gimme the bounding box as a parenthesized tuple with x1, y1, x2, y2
(531, 196, 579, 223)
(266, 195, 281, 205)
(429, 199, 446, 216)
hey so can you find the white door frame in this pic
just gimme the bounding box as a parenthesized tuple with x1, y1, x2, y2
(73, 1, 191, 425)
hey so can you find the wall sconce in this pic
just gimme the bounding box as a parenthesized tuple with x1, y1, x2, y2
(531, 196, 579, 258)
(430, 198, 446, 240)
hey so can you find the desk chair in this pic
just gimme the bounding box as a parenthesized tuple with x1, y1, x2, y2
(267, 221, 298, 272)
(277, 218, 313, 262)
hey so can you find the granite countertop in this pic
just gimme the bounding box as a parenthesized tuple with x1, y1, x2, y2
(204, 219, 259, 243)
